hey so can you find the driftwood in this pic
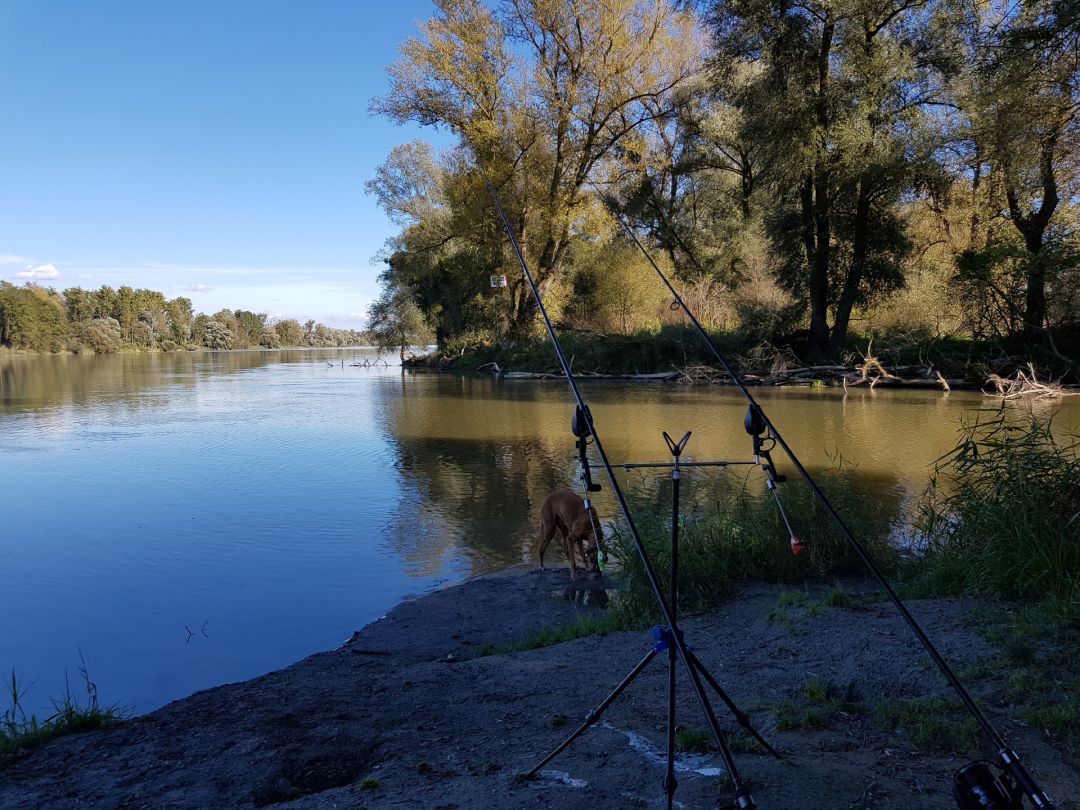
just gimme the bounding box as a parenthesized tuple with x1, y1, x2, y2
(984, 364, 1078, 400)
(674, 359, 964, 390)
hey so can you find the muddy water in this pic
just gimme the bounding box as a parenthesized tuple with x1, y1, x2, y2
(1, 349, 1076, 716)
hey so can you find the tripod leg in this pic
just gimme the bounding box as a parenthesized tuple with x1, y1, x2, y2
(664, 643, 677, 809)
(686, 649, 783, 760)
(526, 647, 658, 779)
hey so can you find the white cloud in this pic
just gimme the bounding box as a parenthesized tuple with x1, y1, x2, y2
(187, 283, 213, 293)
(12, 263, 59, 280)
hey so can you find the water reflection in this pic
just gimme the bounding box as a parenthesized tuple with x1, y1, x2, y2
(0, 349, 374, 414)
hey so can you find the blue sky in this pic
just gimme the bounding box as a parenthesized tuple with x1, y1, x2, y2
(0, 0, 451, 328)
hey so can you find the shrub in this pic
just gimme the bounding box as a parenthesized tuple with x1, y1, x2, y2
(69, 318, 122, 354)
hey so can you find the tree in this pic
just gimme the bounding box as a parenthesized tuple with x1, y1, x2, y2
(62, 287, 98, 322)
(373, 0, 705, 337)
(274, 318, 304, 346)
(164, 297, 193, 342)
(202, 320, 234, 350)
(0, 282, 67, 351)
(234, 310, 268, 347)
(610, 73, 763, 282)
(70, 317, 122, 353)
(712, 0, 953, 353)
(367, 285, 435, 361)
(963, 0, 1080, 344)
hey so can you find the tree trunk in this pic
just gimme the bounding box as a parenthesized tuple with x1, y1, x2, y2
(832, 182, 871, 350)
(806, 17, 835, 357)
(1005, 135, 1059, 345)
(806, 176, 832, 356)
(802, 177, 829, 355)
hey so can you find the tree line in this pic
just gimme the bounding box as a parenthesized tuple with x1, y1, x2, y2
(0, 282, 366, 353)
(367, 0, 1079, 362)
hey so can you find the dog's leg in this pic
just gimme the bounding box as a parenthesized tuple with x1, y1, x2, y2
(563, 528, 578, 580)
(537, 516, 556, 571)
(573, 536, 588, 576)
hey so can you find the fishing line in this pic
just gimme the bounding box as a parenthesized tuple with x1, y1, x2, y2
(594, 185, 1054, 809)
(478, 163, 758, 809)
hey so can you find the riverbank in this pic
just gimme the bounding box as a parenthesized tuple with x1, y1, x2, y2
(411, 328, 1080, 390)
(1, 566, 1076, 809)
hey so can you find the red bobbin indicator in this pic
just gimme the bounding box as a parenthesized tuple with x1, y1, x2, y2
(790, 535, 805, 556)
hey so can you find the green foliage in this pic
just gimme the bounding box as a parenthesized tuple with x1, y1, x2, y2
(608, 470, 898, 625)
(774, 701, 829, 731)
(874, 698, 981, 752)
(434, 323, 746, 375)
(1, 659, 127, 765)
(371, 0, 703, 338)
(0, 282, 364, 353)
(0, 283, 67, 351)
(821, 586, 854, 608)
(202, 320, 234, 350)
(68, 318, 122, 354)
(674, 727, 714, 753)
(1024, 703, 1080, 760)
(476, 614, 625, 656)
(368, 0, 1079, 364)
(911, 413, 1080, 601)
(367, 285, 435, 361)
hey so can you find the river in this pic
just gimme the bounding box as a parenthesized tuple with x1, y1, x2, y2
(2, 348, 1077, 717)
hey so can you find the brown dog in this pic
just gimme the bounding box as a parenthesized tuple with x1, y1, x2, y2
(537, 491, 602, 580)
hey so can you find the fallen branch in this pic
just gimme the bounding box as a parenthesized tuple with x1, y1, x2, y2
(984, 363, 1078, 400)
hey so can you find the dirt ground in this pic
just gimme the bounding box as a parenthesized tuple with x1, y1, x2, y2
(1, 566, 1076, 809)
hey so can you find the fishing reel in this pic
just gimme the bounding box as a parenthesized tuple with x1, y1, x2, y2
(572, 405, 601, 494)
(745, 406, 804, 556)
(744, 406, 784, 488)
(954, 761, 1024, 809)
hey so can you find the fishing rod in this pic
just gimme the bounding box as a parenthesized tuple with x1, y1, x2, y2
(595, 187, 1055, 810)
(478, 164, 759, 810)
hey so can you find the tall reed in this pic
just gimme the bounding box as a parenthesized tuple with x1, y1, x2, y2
(911, 411, 1080, 604)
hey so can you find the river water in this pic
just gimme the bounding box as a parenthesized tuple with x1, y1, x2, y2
(2, 348, 1077, 717)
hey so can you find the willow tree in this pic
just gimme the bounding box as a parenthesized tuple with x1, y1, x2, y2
(961, 0, 1080, 344)
(607, 75, 764, 282)
(712, 0, 955, 354)
(372, 0, 705, 337)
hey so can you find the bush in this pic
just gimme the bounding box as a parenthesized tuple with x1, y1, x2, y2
(69, 318, 122, 354)
(911, 412, 1080, 601)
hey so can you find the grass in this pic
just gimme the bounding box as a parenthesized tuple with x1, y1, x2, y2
(909, 412, 1080, 606)
(675, 727, 714, 753)
(474, 613, 627, 657)
(1024, 703, 1080, 760)
(770, 677, 863, 732)
(1, 656, 128, 765)
(821, 586, 854, 608)
(774, 701, 829, 730)
(607, 469, 898, 625)
(874, 698, 981, 752)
